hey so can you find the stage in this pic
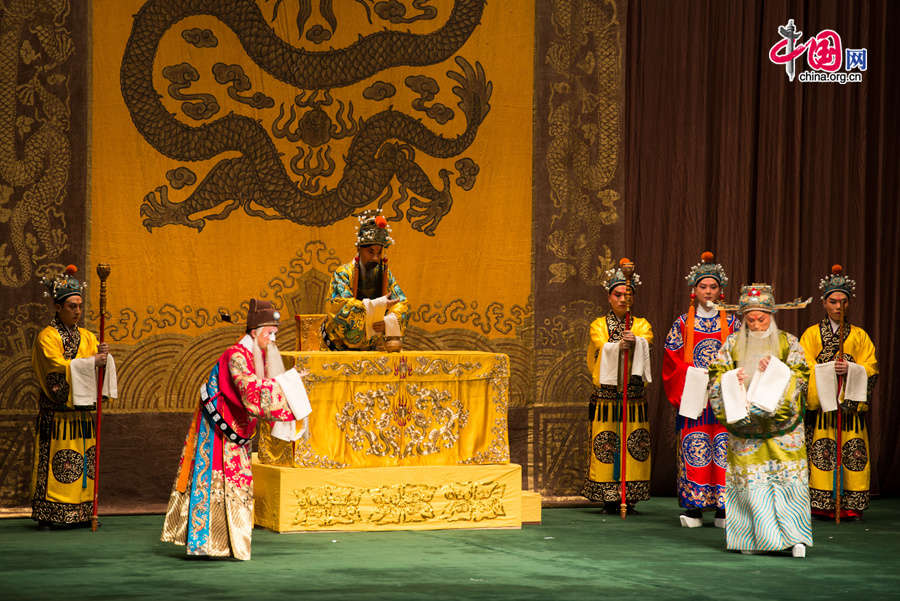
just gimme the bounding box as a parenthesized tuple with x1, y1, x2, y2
(1, 498, 898, 600)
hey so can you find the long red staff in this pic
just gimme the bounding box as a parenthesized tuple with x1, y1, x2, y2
(92, 263, 110, 532)
(619, 261, 635, 520)
(834, 298, 846, 525)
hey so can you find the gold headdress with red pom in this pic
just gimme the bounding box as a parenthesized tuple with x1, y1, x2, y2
(718, 282, 811, 314)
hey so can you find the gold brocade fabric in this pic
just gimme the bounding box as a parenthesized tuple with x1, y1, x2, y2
(259, 351, 510, 468)
(161, 470, 232, 558)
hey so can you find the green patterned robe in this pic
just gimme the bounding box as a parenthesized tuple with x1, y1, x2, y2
(323, 262, 409, 350)
(708, 330, 812, 552)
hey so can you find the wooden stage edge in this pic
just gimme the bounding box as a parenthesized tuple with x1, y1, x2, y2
(252, 458, 542, 533)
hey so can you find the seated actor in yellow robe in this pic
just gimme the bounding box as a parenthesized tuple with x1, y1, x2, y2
(582, 259, 654, 513)
(324, 210, 409, 350)
(31, 265, 116, 528)
(800, 265, 878, 520)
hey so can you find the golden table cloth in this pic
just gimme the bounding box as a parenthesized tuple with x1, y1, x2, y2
(259, 351, 510, 468)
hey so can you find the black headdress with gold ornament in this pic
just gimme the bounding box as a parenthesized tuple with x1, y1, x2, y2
(685, 251, 729, 293)
(41, 265, 86, 303)
(601, 257, 641, 293)
(352, 209, 393, 299)
(818, 264, 856, 300)
(355, 209, 394, 248)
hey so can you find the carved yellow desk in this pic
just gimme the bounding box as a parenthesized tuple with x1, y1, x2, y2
(260, 351, 511, 468)
(252, 351, 541, 532)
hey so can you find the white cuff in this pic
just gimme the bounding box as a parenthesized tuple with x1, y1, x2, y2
(275, 368, 312, 420)
(747, 356, 790, 414)
(70, 357, 97, 406)
(271, 369, 312, 442)
(384, 312, 401, 337)
(632, 336, 652, 384)
(722, 368, 749, 423)
(844, 362, 868, 403)
(103, 354, 118, 400)
(362, 296, 388, 339)
(271, 420, 301, 442)
(597, 342, 620, 386)
(813, 361, 838, 412)
(679, 366, 709, 419)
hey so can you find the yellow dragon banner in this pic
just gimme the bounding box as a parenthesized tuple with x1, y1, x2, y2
(91, 0, 533, 345)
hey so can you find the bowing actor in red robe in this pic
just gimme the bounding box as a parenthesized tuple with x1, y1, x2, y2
(161, 299, 310, 560)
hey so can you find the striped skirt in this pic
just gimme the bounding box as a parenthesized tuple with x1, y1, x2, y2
(726, 483, 813, 551)
(724, 430, 812, 552)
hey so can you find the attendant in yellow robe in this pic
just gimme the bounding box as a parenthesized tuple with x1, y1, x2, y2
(31, 266, 110, 528)
(800, 265, 878, 519)
(582, 259, 654, 512)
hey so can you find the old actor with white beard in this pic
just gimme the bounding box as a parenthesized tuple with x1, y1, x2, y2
(161, 299, 311, 560)
(707, 284, 812, 558)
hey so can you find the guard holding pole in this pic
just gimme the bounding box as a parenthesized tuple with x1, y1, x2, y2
(582, 258, 654, 517)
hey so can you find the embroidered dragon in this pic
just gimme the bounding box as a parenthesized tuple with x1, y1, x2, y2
(120, 0, 491, 235)
(0, 0, 73, 288)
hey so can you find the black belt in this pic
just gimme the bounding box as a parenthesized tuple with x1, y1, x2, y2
(199, 385, 251, 446)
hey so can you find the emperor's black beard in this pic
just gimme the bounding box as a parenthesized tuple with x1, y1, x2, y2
(356, 262, 383, 299)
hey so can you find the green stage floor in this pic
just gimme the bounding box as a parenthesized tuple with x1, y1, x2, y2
(1, 497, 899, 601)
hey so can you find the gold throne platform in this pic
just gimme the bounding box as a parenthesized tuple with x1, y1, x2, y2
(252, 350, 541, 532)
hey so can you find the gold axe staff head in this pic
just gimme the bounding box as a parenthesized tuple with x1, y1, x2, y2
(96, 263, 111, 281)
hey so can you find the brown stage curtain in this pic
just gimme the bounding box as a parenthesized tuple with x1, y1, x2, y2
(624, 0, 899, 496)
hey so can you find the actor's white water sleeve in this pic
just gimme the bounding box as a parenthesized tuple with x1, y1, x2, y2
(271, 368, 312, 442)
(679, 366, 709, 419)
(747, 356, 790, 414)
(722, 368, 749, 424)
(362, 296, 389, 339)
(844, 362, 869, 404)
(71, 354, 118, 406)
(813, 361, 838, 412)
(383, 312, 401, 337)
